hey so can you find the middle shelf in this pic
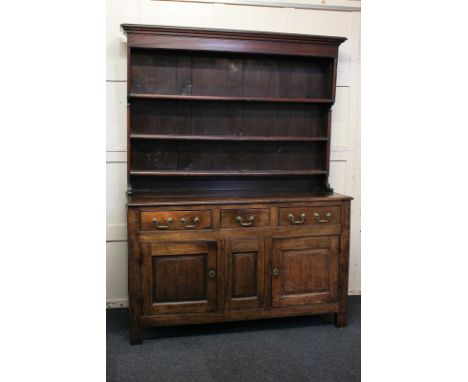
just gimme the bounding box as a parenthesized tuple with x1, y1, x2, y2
(128, 94, 334, 104)
(129, 98, 330, 139)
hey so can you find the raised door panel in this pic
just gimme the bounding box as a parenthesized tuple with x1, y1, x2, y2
(225, 239, 265, 311)
(271, 236, 339, 308)
(141, 241, 217, 315)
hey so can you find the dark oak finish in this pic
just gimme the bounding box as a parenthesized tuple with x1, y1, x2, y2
(130, 134, 329, 142)
(122, 24, 351, 344)
(220, 208, 270, 228)
(225, 239, 265, 311)
(130, 169, 328, 177)
(140, 210, 212, 231)
(141, 241, 217, 315)
(278, 205, 341, 226)
(122, 25, 345, 195)
(129, 93, 334, 103)
(271, 236, 339, 307)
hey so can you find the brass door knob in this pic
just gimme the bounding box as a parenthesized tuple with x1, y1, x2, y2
(272, 268, 280, 276)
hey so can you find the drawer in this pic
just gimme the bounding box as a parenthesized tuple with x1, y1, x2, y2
(221, 208, 270, 228)
(140, 210, 212, 231)
(278, 206, 341, 227)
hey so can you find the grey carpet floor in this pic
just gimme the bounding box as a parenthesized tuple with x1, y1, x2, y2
(107, 296, 360, 382)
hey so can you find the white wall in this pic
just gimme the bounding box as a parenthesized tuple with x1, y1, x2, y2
(106, 0, 361, 308)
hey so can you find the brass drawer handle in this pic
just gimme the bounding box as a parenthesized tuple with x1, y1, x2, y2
(313, 212, 332, 223)
(180, 216, 200, 229)
(208, 270, 216, 278)
(236, 215, 255, 227)
(288, 212, 306, 225)
(152, 217, 173, 230)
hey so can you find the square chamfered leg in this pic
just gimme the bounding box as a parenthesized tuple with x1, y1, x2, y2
(128, 208, 143, 345)
(335, 200, 351, 328)
(130, 319, 143, 345)
(334, 311, 348, 327)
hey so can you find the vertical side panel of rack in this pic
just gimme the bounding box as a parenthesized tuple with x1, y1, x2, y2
(126, 43, 132, 192)
(325, 109, 332, 174)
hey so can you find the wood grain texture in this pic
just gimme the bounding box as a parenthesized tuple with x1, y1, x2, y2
(123, 25, 351, 344)
(127, 208, 142, 344)
(140, 210, 212, 231)
(124, 26, 345, 195)
(141, 241, 217, 315)
(128, 192, 352, 207)
(128, 93, 334, 103)
(335, 200, 351, 327)
(220, 208, 270, 228)
(278, 205, 341, 226)
(225, 239, 265, 311)
(152, 255, 207, 302)
(272, 236, 339, 307)
(130, 198, 350, 343)
(130, 49, 334, 98)
(140, 302, 340, 327)
(121, 24, 345, 58)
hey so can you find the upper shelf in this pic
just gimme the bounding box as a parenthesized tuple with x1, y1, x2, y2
(128, 93, 334, 104)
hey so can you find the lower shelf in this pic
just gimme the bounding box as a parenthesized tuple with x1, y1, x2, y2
(130, 134, 329, 142)
(130, 169, 328, 177)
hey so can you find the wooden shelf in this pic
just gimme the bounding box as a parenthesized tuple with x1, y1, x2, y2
(130, 134, 328, 142)
(130, 170, 328, 177)
(128, 93, 334, 104)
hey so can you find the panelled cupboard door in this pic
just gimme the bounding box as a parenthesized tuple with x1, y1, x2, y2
(225, 239, 265, 311)
(140, 241, 217, 315)
(271, 236, 339, 307)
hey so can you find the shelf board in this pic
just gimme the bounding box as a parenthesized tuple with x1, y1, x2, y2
(130, 170, 328, 177)
(128, 93, 334, 104)
(130, 134, 328, 142)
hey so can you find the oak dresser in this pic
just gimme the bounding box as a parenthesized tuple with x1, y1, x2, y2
(121, 24, 352, 344)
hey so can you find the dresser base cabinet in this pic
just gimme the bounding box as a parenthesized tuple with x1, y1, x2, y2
(127, 193, 351, 344)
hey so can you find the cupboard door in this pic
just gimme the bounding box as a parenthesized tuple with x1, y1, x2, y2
(271, 236, 339, 308)
(141, 241, 217, 315)
(225, 239, 265, 311)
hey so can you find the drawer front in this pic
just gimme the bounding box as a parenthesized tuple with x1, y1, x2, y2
(140, 210, 212, 231)
(278, 206, 341, 227)
(221, 208, 270, 228)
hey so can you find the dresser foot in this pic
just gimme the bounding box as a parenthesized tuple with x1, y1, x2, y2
(334, 311, 347, 327)
(130, 337, 143, 345)
(130, 321, 143, 345)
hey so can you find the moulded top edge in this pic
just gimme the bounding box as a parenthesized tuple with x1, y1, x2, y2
(120, 24, 347, 45)
(126, 192, 353, 207)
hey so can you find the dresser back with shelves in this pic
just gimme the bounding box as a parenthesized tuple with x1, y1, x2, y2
(123, 24, 346, 196)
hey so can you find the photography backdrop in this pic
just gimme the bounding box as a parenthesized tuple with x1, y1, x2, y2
(106, 0, 361, 308)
